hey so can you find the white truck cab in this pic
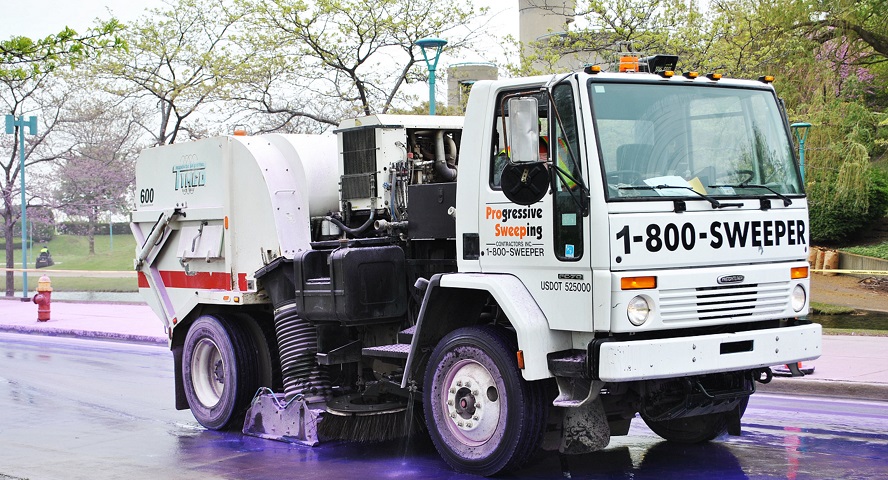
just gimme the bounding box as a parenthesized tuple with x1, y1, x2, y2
(133, 55, 820, 477)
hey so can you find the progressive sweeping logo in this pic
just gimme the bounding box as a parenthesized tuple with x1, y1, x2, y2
(173, 154, 206, 194)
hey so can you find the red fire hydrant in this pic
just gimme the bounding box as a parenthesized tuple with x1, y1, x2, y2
(32, 275, 52, 322)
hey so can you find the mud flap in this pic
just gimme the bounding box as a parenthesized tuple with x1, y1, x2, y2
(242, 389, 325, 446)
(727, 403, 743, 436)
(561, 396, 610, 454)
(553, 378, 610, 455)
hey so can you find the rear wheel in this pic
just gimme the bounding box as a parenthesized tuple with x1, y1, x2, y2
(182, 315, 260, 430)
(642, 397, 749, 444)
(423, 326, 546, 476)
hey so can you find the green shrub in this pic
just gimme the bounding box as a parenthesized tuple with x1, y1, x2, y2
(809, 166, 888, 243)
(844, 242, 888, 260)
(804, 100, 888, 244)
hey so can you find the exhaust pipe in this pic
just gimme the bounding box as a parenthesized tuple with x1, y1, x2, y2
(434, 131, 457, 181)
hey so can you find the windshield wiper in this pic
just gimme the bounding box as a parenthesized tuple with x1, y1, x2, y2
(619, 184, 742, 209)
(708, 183, 793, 207)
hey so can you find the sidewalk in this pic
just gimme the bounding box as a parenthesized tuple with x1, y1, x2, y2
(0, 295, 886, 402)
(0, 296, 166, 345)
(757, 334, 888, 402)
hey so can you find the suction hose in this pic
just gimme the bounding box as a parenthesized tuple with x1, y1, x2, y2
(274, 302, 331, 403)
(325, 209, 376, 237)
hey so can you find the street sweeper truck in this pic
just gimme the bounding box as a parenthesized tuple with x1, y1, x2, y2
(132, 55, 821, 476)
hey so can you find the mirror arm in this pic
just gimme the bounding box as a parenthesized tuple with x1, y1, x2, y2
(545, 87, 590, 216)
(552, 163, 590, 217)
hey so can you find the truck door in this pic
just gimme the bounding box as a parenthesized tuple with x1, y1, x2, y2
(478, 81, 594, 333)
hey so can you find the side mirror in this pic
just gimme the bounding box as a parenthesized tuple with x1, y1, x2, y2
(507, 97, 540, 164)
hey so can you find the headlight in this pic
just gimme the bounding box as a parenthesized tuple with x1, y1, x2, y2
(627, 296, 651, 326)
(791, 285, 806, 312)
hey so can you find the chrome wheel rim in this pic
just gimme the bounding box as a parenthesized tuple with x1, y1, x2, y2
(440, 359, 501, 446)
(191, 338, 225, 408)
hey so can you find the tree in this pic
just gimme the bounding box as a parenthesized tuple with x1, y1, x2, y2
(53, 101, 139, 255)
(1, 22, 124, 80)
(1, 22, 124, 296)
(512, 0, 707, 75)
(93, 0, 248, 145)
(786, 0, 888, 62)
(235, 0, 487, 131)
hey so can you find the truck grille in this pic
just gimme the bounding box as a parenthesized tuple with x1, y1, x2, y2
(659, 282, 789, 322)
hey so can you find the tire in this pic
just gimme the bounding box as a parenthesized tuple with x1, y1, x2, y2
(423, 326, 546, 476)
(642, 397, 749, 444)
(182, 314, 260, 430)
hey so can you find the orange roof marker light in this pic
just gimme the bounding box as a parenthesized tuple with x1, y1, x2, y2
(619, 55, 640, 72)
(758, 75, 775, 84)
(233, 124, 249, 136)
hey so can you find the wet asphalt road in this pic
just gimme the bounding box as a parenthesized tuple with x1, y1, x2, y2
(1, 332, 886, 480)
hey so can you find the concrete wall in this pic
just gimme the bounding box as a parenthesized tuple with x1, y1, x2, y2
(447, 63, 498, 110)
(839, 251, 888, 277)
(517, 0, 612, 73)
(518, 0, 576, 46)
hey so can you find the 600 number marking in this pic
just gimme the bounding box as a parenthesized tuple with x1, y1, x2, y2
(139, 188, 155, 204)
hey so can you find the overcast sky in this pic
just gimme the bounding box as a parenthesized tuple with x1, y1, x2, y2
(0, 0, 164, 37)
(0, 0, 518, 65)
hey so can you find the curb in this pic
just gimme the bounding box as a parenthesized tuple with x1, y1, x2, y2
(758, 377, 888, 403)
(0, 325, 167, 346)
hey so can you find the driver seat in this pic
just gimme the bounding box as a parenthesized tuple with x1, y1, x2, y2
(616, 143, 654, 175)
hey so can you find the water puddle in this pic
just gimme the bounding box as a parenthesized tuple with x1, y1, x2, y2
(810, 310, 888, 332)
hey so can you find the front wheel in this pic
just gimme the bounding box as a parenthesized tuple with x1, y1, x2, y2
(423, 326, 546, 476)
(642, 397, 749, 444)
(182, 315, 260, 430)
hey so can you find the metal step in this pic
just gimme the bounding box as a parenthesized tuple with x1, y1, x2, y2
(398, 325, 416, 344)
(362, 343, 410, 360)
(547, 350, 588, 377)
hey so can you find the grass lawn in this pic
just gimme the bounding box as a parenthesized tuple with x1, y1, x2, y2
(3, 234, 136, 270)
(822, 328, 888, 337)
(810, 302, 856, 315)
(1, 234, 138, 292)
(2, 275, 137, 292)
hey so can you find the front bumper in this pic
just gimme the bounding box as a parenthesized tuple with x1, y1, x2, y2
(591, 323, 821, 382)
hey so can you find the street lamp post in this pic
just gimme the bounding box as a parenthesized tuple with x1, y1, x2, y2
(415, 37, 448, 115)
(791, 122, 812, 182)
(5, 115, 38, 299)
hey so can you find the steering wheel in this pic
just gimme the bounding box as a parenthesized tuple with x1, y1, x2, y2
(724, 169, 755, 184)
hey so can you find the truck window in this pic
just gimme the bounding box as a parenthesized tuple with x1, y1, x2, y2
(551, 83, 584, 261)
(591, 82, 802, 200)
(490, 112, 507, 187)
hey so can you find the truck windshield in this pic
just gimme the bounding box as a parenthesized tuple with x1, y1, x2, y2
(589, 82, 802, 202)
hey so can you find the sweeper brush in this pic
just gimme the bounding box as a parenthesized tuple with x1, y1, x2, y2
(318, 393, 424, 443)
